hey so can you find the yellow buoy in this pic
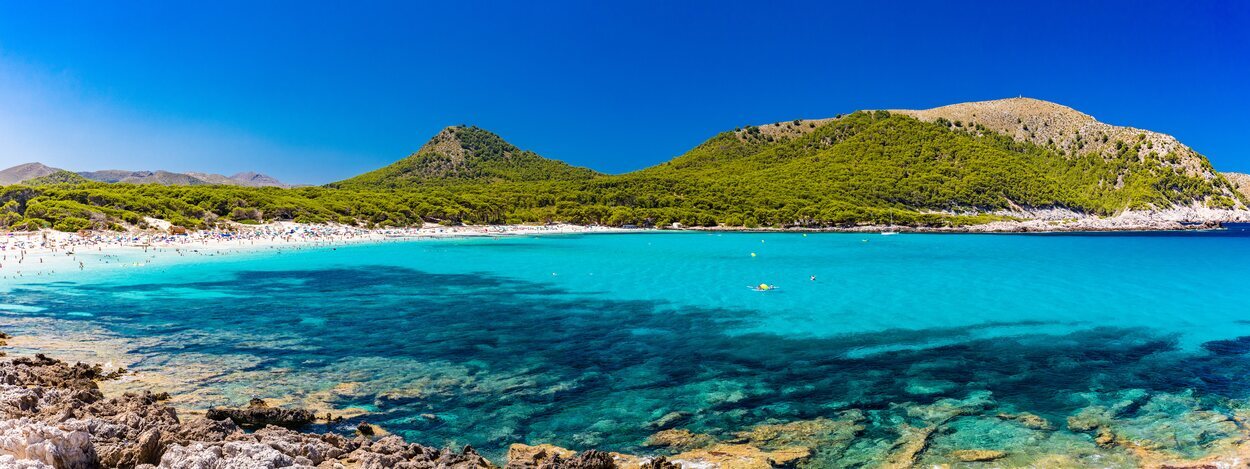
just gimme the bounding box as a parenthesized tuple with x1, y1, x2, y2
(758, 283, 769, 290)
(750, 252, 757, 257)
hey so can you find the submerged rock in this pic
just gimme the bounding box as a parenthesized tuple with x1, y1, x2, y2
(880, 424, 938, 469)
(735, 411, 865, 450)
(949, 449, 1007, 462)
(995, 411, 1054, 431)
(646, 411, 690, 430)
(1201, 335, 1250, 355)
(205, 398, 316, 430)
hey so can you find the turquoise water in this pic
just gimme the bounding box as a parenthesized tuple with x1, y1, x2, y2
(4, 227, 1250, 463)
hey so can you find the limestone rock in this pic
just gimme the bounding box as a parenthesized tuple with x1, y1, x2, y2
(0, 418, 99, 469)
(157, 441, 303, 468)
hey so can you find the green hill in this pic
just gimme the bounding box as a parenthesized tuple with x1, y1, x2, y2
(332, 125, 600, 188)
(613, 109, 1244, 224)
(25, 170, 92, 186)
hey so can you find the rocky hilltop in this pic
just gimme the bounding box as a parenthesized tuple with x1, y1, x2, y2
(894, 98, 1202, 170)
(331, 125, 600, 188)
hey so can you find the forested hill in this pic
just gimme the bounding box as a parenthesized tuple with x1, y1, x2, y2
(330, 125, 601, 187)
(0, 98, 1245, 232)
(620, 108, 1244, 220)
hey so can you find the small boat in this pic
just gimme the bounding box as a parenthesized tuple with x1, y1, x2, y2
(881, 215, 899, 235)
(748, 283, 778, 292)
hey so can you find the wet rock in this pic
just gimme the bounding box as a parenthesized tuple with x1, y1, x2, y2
(507, 443, 577, 467)
(949, 449, 1007, 462)
(736, 410, 865, 450)
(642, 429, 714, 450)
(205, 398, 315, 430)
(506, 443, 683, 469)
(671, 443, 811, 469)
(638, 457, 680, 469)
(357, 422, 375, 436)
(553, 449, 615, 469)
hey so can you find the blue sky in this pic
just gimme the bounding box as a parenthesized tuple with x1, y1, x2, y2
(0, 1, 1247, 184)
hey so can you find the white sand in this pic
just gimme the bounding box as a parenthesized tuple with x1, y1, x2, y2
(0, 222, 637, 279)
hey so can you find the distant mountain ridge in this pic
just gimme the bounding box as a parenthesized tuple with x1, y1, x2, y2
(0, 163, 291, 187)
(330, 125, 600, 188)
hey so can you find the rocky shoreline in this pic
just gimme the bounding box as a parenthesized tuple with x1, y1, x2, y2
(0, 343, 682, 469)
(7, 329, 1250, 468)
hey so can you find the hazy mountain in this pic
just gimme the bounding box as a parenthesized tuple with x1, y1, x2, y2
(0, 162, 60, 185)
(0, 163, 290, 187)
(78, 170, 209, 185)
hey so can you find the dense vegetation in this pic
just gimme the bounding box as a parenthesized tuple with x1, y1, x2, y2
(0, 113, 1243, 232)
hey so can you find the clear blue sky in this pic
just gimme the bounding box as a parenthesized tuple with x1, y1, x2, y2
(0, 1, 1247, 183)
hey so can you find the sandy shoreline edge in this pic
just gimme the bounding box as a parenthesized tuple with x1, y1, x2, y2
(1, 208, 1245, 270)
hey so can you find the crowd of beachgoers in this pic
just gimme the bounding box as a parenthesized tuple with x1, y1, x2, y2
(0, 222, 631, 279)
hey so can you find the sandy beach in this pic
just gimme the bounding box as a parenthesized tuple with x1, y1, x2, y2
(0, 222, 635, 279)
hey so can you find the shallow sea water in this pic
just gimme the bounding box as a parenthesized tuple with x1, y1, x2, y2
(3, 226, 1250, 465)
